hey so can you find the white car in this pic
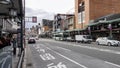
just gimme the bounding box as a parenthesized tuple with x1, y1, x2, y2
(75, 35, 93, 43)
(96, 37, 120, 46)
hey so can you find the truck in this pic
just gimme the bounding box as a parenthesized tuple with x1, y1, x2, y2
(75, 35, 92, 43)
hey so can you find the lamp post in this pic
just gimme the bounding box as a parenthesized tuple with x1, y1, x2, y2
(88, 26, 91, 35)
(108, 24, 112, 38)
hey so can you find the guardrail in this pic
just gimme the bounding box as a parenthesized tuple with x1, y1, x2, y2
(17, 50, 24, 68)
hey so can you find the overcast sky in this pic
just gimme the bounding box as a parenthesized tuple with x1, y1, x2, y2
(25, 0, 74, 28)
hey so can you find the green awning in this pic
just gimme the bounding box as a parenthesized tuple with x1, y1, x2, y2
(88, 23, 100, 26)
(107, 18, 120, 23)
(88, 18, 120, 26)
(65, 30, 74, 32)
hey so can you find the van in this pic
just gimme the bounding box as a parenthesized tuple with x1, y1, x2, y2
(75, 35, 92, 43)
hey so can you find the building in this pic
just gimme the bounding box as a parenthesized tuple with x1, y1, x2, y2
(41, 19, 53, 38)
(65, 15, 75, 30)
(75, 0, 120, 29)
(53, 14, 75, 32)
(42, 19, 53, 32)
(74, 0, 120, 41)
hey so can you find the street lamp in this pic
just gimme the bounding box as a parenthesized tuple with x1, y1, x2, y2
(88, 26, 91, 35)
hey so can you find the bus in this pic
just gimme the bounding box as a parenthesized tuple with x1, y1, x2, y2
(53, 32, 64, 41)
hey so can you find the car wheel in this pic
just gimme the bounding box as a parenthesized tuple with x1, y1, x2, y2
(88, 41, 91, 44)
(96, 41, 99, 45)
(118, 42, 120, 47)
(107, 42, 111, 46)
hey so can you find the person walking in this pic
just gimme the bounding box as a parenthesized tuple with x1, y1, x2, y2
(0, 37, 4, 49)
(12, 36, 17, 55)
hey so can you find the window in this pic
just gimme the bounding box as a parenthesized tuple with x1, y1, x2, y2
(78, 11, 85, 24)
(83, 11, 85, 22)
(78, 13, 82, 23)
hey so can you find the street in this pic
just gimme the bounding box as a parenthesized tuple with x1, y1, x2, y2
(26, 39, 120, 68)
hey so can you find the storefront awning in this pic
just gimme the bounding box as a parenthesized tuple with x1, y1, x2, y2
(2, 28, 18, 34)
(88, 18, 120, 27)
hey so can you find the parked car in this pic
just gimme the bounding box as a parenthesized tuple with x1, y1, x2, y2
(75, 35, 93, 43)
(28, 37, 36, 44)
(96, 37, 120, 46)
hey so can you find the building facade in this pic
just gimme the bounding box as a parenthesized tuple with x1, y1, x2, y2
(54, 14, 75, 32)
(65, 15, 75, 30)
(75, 0, 120, 29)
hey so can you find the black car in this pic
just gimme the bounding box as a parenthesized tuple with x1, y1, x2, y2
(28, 37, 36, 44)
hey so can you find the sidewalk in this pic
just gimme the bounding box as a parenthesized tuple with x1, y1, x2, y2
(23, 45, 34, 68)
(12, 48, 21, 68)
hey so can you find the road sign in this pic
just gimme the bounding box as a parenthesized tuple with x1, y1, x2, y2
(25, 16, 37, 23)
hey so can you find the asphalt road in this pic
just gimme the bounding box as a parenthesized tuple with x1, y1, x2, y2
(27, 39, 120, 68)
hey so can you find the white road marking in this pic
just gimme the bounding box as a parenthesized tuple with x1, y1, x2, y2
(105, 61, 120, 68)
(57, 46, 71, 51)
(47, 62, 67, 68)
(38, 49, 45, 53)
(45, 46, 88, 68)
(39, 53, 55, 61)
(44, 43, 71, 51)
(47, 63, 54, 67)
(40, 55, 46, 60)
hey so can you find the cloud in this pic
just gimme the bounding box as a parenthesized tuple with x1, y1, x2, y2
(25, 7, 55, 28)
(26, 7, 54, 19)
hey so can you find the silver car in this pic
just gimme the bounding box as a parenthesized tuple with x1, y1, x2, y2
(96, 37, 120, 46)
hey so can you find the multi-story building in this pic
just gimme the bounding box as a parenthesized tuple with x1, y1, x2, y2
(42, 19, 53, 32)
(54, 14, 74, 32)
(75, 0, 120, 29)
(74, 0, 120, 41)
(65, 15, 75, 30)
(41, 19, 53, 38)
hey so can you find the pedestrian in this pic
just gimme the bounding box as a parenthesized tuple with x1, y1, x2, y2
(12, 36, 17, 55)
(0, 34, 8, 47)
(0, 37, 4, 49)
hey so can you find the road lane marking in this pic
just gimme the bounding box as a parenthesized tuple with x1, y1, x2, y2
(45, 46, 88, 68)
(44, 43, 71, 51)
(37, 49, 45, 53)
(47, 63, 54, 67)
(105, 61, 120, 68)
(39, 53, 55, 61)
(40, 55, 46, 60)
(56, 46, 71, 51)
(47, 62, 67, 68)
